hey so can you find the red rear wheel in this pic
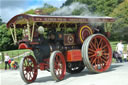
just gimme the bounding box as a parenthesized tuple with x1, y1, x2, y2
(50, 51, 66, 81)
(82, 34, 112, 73)
(20, 55, 38, 83)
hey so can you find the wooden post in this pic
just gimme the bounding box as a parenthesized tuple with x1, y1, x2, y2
(31, 22, 35, 41)
(27, 21, 31, 41)
(10, 28, 15, 43)
(13, 24, 17, 44)
(1, 52, 4, 62)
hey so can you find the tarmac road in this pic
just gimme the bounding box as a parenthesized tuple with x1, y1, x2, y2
(0, 62, 128, 85)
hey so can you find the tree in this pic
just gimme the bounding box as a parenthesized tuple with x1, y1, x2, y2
(109, 0, 128, 41)
(25, 3, 57, 15)
(0, 24, 22, 51)
(62, 0, 124, 16)
(0, 17, 4, 25)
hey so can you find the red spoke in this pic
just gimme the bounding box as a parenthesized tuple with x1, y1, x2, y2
(101, 58, 107, 63)
(99, 58, 103, 69)
(88, 51, 94, 55)
(98, 38, 102, 48)
(103, 53, 109, 56)
(102, 49, 107, 53)
(100, 41, 103, 48)
(88, 48, 95, 52)
(91, 58, 97, 65)
(89, 42, 94, 49)
(94, 38, 98, 48)
(103, 55, 109, 60)
(97, 57, 100, 64)
(29, 72, 32, 80)
(90, 57, 95, 63)
(54, 62, 58, 69)
(89, 54, 96, 58)
(102, 44, 107, 49)
(90, 41, 96, 50)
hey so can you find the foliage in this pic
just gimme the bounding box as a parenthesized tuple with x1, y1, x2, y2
(0, 16, 5, 25)
(0, 24, 22, 51)
(25, 3, 57, 15)
(62, 0, 124, 16)
(109, 0, 128, 41)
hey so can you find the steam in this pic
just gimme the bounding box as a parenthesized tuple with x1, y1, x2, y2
(51, 2, 95, 16)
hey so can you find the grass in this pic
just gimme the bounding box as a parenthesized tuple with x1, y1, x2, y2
(0, 41, 127, 69)
(0, 49, 33, 69)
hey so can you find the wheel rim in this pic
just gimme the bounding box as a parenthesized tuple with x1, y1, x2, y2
(50, 51, 66, 81)
(82, 34, 112, 72)
(20, 55, 38, 83)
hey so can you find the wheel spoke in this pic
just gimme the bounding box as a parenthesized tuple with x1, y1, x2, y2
(89, 54, 96, 58)
(88, 48, 95, 52)
(103, 53, 109, 56)
(97, 57, 100, 64)
(91, 58, 97, 65)
(102, 44, 107, 49)
(94, 38, 98, 48)
(98, 38, 102, 48)
(102, 55, 109, 60)
(90, 41, 97, 50)
(88, 51, 94, 55)
(101, 58, 107, 63)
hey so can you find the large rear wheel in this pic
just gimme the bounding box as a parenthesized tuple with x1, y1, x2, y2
(20, 55, 38, 84)
(82, 34, 112, 73)
(50, 51, 66, 81)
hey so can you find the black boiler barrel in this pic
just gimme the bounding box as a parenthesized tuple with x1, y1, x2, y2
(33, 42, 50, 63)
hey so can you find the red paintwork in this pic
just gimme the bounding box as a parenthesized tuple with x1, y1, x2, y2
(88, 35, 112, 72)
(53, 52, 66, 80)
(23, 55, 38, 82)
(66, 50, 82, 62)
(38, 59, 49, 70)
(18, 43, 32, 50)
(30, 42, 39, 45)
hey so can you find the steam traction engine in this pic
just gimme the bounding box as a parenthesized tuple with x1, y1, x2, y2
(7, 14, 115, 83)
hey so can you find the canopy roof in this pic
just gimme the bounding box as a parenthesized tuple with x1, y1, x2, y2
(7, 14, 115, 28)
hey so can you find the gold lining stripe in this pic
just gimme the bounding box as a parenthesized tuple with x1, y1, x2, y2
(80, 25, 93, 43)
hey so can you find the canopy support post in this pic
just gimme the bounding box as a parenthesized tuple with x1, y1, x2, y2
(31, 22, 35, 42)
(10, 28, 15, 44)
(13, 24, 17, 44)
(27, 20, 31, 41)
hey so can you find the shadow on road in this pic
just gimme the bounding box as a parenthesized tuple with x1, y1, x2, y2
(106, 64, 123, 72)
(35, 76, 53, 83)
(34, 64, 123, 83)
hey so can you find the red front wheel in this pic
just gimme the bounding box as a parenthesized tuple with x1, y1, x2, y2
(50, 51, 66, 81)
(82, 34, 112, 73)
(20, 55, 38, 83)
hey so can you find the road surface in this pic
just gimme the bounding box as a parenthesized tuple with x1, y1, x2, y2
(0, 62, 128, 85)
